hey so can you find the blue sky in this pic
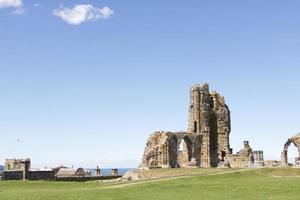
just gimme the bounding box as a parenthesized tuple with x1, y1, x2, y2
(1, 0, 300, 168)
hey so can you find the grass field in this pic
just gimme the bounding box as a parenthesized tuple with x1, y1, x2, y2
(0, 168, 300, 200)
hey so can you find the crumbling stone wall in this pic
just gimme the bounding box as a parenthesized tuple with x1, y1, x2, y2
(227, 141, 254, 168)
(141, 131, 204, 168)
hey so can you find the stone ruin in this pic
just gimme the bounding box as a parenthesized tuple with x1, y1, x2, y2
(281, 133, 300, 167)
(140, 83, 264, 168)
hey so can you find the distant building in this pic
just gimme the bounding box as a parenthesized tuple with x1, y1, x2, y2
(56, 168, 88, 177)
(4, 158, 31, 180)
(3, 158, 57, 180)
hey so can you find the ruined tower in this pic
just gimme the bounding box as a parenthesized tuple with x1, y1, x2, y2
(188, 83, 231, 167)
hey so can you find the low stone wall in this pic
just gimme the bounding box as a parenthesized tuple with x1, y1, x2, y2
(3, 170, 23, 180)
(55, 175, 122, 182)
(29, 171, 55, 180)
(227, 154, 251, 168)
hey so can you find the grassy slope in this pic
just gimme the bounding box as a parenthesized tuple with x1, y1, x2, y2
(0, 168, 300, 200)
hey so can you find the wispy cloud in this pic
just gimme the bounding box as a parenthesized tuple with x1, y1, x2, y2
(10, 7, 24, 15)
(53, 4, 114, 25)
(0, 0, 22, 8)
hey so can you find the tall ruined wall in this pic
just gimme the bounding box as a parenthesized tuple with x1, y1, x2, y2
(188, 83, 231, 167)
(141, 131, 170, 168)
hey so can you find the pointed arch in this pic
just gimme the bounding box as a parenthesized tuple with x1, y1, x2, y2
(178, 136, 193, 167)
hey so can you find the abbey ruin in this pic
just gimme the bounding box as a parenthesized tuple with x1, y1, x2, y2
(2, 83, 300, 183)
(141, 83, 264, 168)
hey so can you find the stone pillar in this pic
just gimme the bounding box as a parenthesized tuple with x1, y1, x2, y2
(111, 169, 118, 176)
(253, 150, 264, 168)
(201, 127, 211, 168)
(297, 149, 300, 167)
(95, 165, 101, 176)
(21, 159, 31, 180)
(281, 150, 288, 167)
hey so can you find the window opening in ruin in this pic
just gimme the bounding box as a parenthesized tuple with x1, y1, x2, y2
(210, 97, 214, 107)
(179, 139, 184, 151)
(288, 144, 299, 165)
(7, 164, 11, 170)
(194, 121, 197, 133)
(221, 151, 226, 161)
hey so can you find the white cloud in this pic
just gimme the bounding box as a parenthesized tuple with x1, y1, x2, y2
(0, 0, 22, 8)
(53, 4, 114, 25)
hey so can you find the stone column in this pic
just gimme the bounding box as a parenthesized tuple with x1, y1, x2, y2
(201, 127, 211, 168)
(111, 169, 118, 176)
(281, 150, 288, 167)
(95, 165, 101, 176)
(253, 150, 264, 168)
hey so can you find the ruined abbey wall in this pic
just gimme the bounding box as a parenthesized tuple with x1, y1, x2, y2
(141, 84, 234, 168)
(187, 84, 231, 167)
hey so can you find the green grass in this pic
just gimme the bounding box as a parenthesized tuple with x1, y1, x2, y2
(139, 167, 237, 179)
(0, 168, 300, 200)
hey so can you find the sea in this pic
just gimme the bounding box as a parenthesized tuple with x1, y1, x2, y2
(86, 168, 133, 176)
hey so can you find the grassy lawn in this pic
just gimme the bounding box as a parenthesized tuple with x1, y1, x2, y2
(0, 168, 300, 200)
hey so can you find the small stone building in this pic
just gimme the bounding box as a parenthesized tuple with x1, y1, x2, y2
(3, 159, 60, 180)
(4, 158, 31, 180)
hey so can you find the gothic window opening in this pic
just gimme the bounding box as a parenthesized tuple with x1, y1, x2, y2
(194, 121, 197, 133)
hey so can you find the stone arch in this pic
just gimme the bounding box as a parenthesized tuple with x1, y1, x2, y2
(178, 135, 193, 167)
(282, 138, 300, 166)
(194, 135, 203, 167)
(168, 135, 178, 168)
